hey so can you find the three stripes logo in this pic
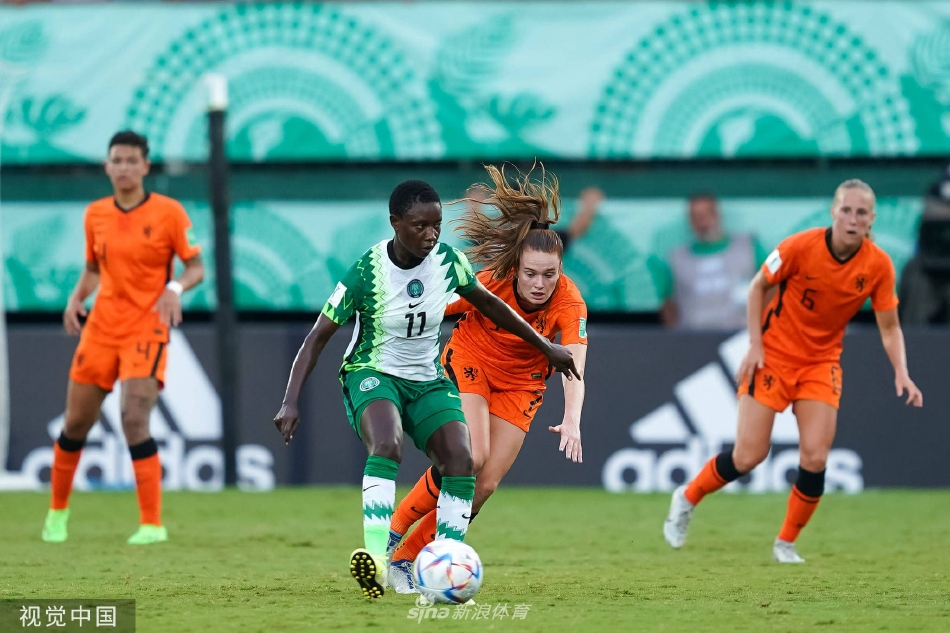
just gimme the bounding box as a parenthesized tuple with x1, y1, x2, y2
(601, 331, 863, 494)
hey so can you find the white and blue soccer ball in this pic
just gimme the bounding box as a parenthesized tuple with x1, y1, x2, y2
(412, 539, 483, 604)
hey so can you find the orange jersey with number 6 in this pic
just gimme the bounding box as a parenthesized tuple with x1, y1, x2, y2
(759, 227, 898, 366)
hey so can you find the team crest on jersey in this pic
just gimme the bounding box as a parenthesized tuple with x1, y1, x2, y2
(359, 377, 380, 392)
(855, 275, 867, 291)
(534, 315, 547, 334)
(407, 279, 424, 298)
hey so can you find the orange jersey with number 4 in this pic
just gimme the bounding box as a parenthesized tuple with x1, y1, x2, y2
(84, 193, 201, 346)
(760, 227, 898, 366)
(445, 270, 588, 388)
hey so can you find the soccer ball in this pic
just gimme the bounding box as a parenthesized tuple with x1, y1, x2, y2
(412, 539, 483, 604)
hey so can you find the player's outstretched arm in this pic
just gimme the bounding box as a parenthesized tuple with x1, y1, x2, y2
(63, 261, 100, 336)
(874, 308, 923, 407)
(274, 314, 341, 444)
(461, 282, 581, 380)
(549, 343, 587, 463)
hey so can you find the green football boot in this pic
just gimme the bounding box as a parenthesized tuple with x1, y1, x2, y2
(42, 509, 70, 543)
(127, 524, 168, 545)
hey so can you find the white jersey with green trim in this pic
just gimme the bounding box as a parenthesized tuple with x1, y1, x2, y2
(322, 240, 478, 381)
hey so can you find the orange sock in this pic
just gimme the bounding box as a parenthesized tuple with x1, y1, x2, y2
(777, 485, 821, 542)
(392, 510, 437, 563)
(50, 434, 85, 510)
(391, 467, 440, 535)
(130, 440, 162, 526)
(684, 453, 737, 506)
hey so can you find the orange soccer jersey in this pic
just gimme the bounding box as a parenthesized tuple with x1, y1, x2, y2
(82, 193, 201, 345)
(442, 270, 587, 429)
(69, 193, 200, 391)
(738, 227, 898, 410)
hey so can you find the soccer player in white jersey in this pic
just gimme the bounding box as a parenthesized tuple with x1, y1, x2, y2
(273, 180, 580, 599)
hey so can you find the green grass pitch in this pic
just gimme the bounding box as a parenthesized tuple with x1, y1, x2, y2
(2, 488, 948, 632)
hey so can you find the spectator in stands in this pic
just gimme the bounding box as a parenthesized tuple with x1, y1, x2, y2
(653, 193, 766, 330)
(556, 186, 603, 253)
(463, 184, 602, 255)
(464, 185, 490, 217)
(898, 169, 950, 324)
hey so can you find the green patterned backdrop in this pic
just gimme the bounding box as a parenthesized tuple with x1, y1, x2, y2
(2, 197, 922, 312)
(2, 2, 950, 162)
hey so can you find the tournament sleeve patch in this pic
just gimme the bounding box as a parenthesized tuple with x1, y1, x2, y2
(578, 317, 587, 339)
(327, 282, 347, 308)
(451, 247, 478, 293)
(765, 249, 783, 275)
(185, 227, 197, 248)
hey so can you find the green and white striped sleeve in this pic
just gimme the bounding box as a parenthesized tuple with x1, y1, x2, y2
(322, 259, 364, 324)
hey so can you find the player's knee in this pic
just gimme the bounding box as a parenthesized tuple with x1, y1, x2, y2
(369, 437, 403, 463)
(121, 393, 153, 425)
(469, 430, 489, 473)
(732, 447, 768, 473)
(798, 447, 828, 472)
(438, 445, 474, 478)
(62, 413, 96, 439)
(121, 414, 151, 445)
(472, 447, 489, 475)
(475, 477, 499, 500)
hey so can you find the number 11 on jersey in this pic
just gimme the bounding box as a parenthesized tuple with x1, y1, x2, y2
(405, 311, 426, 338)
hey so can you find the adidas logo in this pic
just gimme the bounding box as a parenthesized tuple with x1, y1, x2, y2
(11, 331, 275, 492)
(602, 331, 863, 493)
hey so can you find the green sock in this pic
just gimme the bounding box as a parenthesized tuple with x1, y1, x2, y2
(436, 476, 476, 541)
(362, 455, 399, 558)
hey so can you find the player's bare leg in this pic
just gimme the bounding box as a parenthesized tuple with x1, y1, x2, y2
(121, 378, 158, 445)
(389, 394, 487, 551)
(665, 395, 775, 549)
(774, 400, 836, 564)
(465, 394, 492, 476)
(63, 381, 108, 441)
(122, 378, 167, 545)
(731, 396, 778, 473)
(425, 419, 475, 479)
(425, 420, 476, 537)
(472, 415, 525, 513)
(43, 381, 108, 543)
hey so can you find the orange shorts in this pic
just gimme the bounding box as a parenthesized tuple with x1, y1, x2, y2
(737, 357, 842, 411)
(442, 345, 544, 433)
(69, 336, 168, 392)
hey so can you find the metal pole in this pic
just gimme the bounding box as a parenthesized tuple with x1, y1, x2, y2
(206, 74, 239, 487)
(0, 60, 23, 479)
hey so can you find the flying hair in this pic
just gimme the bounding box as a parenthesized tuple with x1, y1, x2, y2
(453, 163, 563, 281)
